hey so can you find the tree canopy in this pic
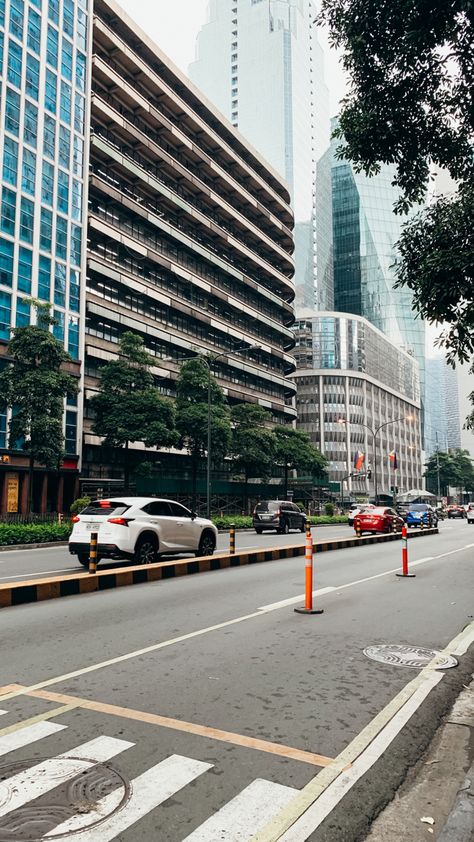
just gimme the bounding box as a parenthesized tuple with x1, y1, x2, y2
(231, 404, 275, 494)
(273, 426, 328, 496)
(424, 448, 474, 494)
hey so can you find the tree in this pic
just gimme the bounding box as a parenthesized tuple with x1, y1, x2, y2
(231, 404, 275, 508)
(273, 427, 328, 498)
(0, 302, 78, 512)
(175, 357, 232, 506)
(90, 332, 178, 492)
(425, 449, 474, 495)
(319, 0, 474, 368)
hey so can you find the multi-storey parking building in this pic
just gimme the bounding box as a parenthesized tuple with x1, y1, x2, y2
(83, 0, 296, 489)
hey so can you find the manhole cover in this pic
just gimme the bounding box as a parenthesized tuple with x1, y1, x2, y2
(363, 644, 458, 670)
(0, 757, 130, 840)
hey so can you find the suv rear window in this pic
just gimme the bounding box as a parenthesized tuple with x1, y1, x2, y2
(255, 501, 280, 513)
(81, 501, 130, 516)
(408, 504, 428, 511)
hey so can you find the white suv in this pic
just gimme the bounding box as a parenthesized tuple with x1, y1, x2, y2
(69, 497, 218, 567)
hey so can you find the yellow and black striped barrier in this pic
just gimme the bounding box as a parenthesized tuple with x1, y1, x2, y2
(229, 523, 236, 555)
(88, 531, 98, 574)
(0, 527, 438, 610)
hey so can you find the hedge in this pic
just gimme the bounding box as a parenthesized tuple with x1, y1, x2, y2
(0, 522, 72, 546)
(212, 514, 348, 530)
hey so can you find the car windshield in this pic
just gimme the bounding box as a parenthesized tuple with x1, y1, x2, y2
(408, 504, 428, 511)
(80, 501, 130, 516)
(255, 502, 280, 512)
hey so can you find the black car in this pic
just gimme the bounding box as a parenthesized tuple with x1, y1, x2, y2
(253, 501, 306, 534)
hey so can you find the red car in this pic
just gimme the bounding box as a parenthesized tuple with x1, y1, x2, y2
(354, 507, 404, 535)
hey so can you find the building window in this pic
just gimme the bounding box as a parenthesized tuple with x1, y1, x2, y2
(73, 134, 83, 176)
(56, 215, 67, 259)
(40, 207, 53, 251)
(26, 52, 40, 100)
(75, 51, 86, 92)
(47, 24, 58, 67)
(69, 268, 80, 312)
(63, 0, 74, 37)
(0, 187, 16, 236)
(58, 124, 70, 168)
(61, 36, 73, 80)
(45, 69, 57, 113)
(5, 88, 21, 136)
(7, 40, 22, 89)
(65, 409, 77, 453)
(18, 246, 32, 293)
(76, 6, 87, 50)
(60, 80, 71, 124)
(68, 315, 79, 359)
(16, 296, 30, 327)
(0, 291, 11, 340)
(19, 196, 34, 244)
(41, 160, 55, 206)
(57, 169, 69, 213)
(43, 113, 56, 159)
(70, 223, 81, 266)
(27, 8, 41, 54)
(53, 308, 64, 342)
(48, 0, 59, 25)
(21, 148, 36, 195)
(38, 255, 51, 300)
(71, 179, 82, 220)
(54, 261, 66, 306)
(23, 100, 38, 147)
(2, 137, 18, 186)
(74, 92, 85, 133)
(0, 238, 14, 288)
(9, 0, 24, 40)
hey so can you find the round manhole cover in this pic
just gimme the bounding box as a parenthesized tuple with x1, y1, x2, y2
(0, 757, 130, 840)
(363, 644, 458, 670)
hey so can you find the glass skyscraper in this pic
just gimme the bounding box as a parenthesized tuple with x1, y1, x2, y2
(0, 0, 91, 509)
(190, 0, 331, 311)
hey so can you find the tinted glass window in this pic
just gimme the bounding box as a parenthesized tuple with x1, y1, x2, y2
(81, 501, 129, 516)
(255, 501, 280, 513)
(145, 501, 172, 517)
(408, 504, 428, 511)
(168, 502, 192, 518)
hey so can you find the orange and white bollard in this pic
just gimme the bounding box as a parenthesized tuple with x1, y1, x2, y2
(396, 524, 415, 578)
(295, 522, 324, 615)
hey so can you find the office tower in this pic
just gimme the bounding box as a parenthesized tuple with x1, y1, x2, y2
(425, 357, 463, 455)
(0, 0, 91, 512)
(294, 310, 423, 497)
(331, 123, 426, 436)
(190, 0, 330, 311)
(457, 363, 474, 459)
(83, 0, 296, 489)
(444, 364, 462, 450)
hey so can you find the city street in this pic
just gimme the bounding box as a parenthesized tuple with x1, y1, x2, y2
(0, 521, 472, 840)
(0, 523, 354, 582)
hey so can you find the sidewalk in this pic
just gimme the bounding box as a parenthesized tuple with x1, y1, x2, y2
(365, 674, 474, 841)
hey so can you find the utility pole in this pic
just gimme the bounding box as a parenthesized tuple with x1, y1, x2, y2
(436, 432, 441, 500)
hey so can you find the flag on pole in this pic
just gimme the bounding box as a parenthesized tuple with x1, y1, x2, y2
(354, 450, 365, 471)
(389, 450, 398, 470)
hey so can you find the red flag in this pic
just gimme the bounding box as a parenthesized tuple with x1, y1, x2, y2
(389, 450, 398, 470)
(354, 450, 365, 471)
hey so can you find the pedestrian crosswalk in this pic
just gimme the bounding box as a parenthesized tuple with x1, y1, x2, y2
(0, 712, 301, 841)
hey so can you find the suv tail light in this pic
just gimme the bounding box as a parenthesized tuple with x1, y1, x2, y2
(107, 517, 134, 526)
(71, 515, 80, 523)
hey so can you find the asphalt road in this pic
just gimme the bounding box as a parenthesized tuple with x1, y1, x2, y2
(0, 522, 354, 582)
(0, 521, 472, 841)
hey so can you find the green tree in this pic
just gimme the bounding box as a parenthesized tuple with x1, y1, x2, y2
(90, 332, 177, 492)
(0, 302, 78, 512)
(231, 404, 275, 508)
(273, 426, 328, 498)
(319, 0, 474, 380)
(425, 449, 474, 495)
(175, 357, 232, 507)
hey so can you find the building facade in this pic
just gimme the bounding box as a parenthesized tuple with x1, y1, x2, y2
(0, 0, 91, 513)
(190, 0, 330, 311)
(294, 311, 423, 499)
(83, 0, 296, 489)
(425, 357, 463, 456)
(331, 125, 426, 439)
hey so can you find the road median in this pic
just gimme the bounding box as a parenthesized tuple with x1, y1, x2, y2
(0, 528, 438, 610)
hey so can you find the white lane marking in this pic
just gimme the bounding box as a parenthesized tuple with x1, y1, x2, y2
(0, 720, 66, 757)
(0, 547, 67, 557)
(0, 568, 79, 581)
(277, 672, 442, 841)
(0, 736, 133, 819)
(48, 754, 212, 840)
(183, 779, 298, 842)
(0, 711, 6, 716)
(258, 587, 336, 611)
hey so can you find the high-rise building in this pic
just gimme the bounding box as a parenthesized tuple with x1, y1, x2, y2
(294, 310, 423, 498)
(425, 357, 462, 455)
(83, 0, 296, 492)
(331, 123, 426, 436)
(190, 0, 330, 311)
(0, 0, 91, 513)
(444, 365, 462, 451)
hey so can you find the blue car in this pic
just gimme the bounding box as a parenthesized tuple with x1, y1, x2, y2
(405, 504, 437, 527)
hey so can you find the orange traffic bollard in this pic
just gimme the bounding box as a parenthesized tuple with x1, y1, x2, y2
(396, 524, 415, 578)
(295, 522, 324, 615)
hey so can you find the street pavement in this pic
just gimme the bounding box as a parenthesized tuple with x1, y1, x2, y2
(0, 522, 353, 582)
(0, 521, 472, 841)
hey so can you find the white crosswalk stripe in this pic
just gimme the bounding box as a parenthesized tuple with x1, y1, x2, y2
(48, 754, 212, 840)
(182, 779, 298, 841)
(0, 720, 66, 757)
(0, 735, 133, 819)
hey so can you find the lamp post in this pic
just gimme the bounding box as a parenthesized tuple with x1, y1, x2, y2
(338, 416, 414, 505)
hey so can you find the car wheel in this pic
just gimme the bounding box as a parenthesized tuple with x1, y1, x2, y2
(280, 520, 290, 535)
(196, 531, 216, 557)
(255, 528, 263, 534)
(77, 553, 90, 567)
(134, 534, 158, 565)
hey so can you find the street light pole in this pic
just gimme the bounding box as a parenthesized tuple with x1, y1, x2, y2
(436, 432, 441, 500)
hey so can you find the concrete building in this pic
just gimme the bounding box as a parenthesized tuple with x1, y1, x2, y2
(294, 311, 423, 500)
(189, 0, 331, 311)
(0, 0, 91, 513)
(83, 0, 296, 489)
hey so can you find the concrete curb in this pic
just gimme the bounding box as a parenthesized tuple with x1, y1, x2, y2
(437, 761, 474, 842)
(0, 527, 438, 610)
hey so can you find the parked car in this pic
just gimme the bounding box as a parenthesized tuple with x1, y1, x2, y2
(405, 503, 438, 528)
(348, 504, 375, 527)
(447, 505, 466, 519)
(466, 503, 474, 524)
(69, 498, 218, 567)
(253, 501, 306, 534)
(353, 507, 404, 535)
